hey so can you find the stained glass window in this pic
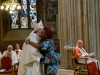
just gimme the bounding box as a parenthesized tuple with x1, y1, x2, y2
(21, 17, 28, 28)
(11, 11, 19, 29)
(30, 0, 37, 28)
(11, 0, 37, 29)
(21, 0, 28, 28)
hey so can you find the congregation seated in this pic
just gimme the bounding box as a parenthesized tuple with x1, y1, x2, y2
(13, 43, 22, 63)
(73, 40, 100, 75)
(3, 45, 18, 65)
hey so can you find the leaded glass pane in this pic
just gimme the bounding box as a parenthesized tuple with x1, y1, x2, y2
(11, 11, 19, 29)
(22, 0, 27, 16)
(21, 0, 28, 28)
(30, 0, 37, 28)
(21, 17, 28, 28)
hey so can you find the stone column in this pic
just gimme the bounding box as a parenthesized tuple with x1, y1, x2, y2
(58, 0, 100, 69)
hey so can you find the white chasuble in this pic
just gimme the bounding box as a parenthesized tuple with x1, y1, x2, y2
(18, 32, 43, 75)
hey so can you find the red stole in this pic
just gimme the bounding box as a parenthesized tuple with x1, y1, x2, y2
(16, 51, 19, 55)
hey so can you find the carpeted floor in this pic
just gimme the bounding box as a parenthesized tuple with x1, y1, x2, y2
(57, 69, 88, 75)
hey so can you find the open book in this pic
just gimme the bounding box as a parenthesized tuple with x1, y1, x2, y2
(88, 52, 94, 57)
(0, 69, 6, 72)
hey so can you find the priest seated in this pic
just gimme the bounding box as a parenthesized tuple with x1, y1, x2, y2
(3, 45, 18, 65)
(73, 40, 100, 75)
(14, 43, 22, 63)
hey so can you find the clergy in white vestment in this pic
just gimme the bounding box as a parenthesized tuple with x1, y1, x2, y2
(18, 20, 46, 75)
(3, 45, 18, 65)
(13, 43, 22, 63)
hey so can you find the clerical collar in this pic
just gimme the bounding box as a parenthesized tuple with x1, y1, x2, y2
(77, 46, 82, 49)
(79, 47, 83, 49)
(77, 46, 83, 50)
(77, 47, 85, 52)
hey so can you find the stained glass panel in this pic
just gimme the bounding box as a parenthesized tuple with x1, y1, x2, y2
(21, 0, 28, 28)
(22, 0, 27, 16)
(30, 0, 37, 28)
(11, 11, 19, 29)
(21, 17, 28, 28)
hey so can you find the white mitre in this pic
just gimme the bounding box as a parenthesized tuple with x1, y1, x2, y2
(33, 20, 44, 32)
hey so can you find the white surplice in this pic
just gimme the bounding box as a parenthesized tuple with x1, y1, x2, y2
(77, 47, 97, 64)
(13, 49, 22, 63)
(18, 31, 43, 75)
(3, 50, 18, 65)
(77, 47, 100, 70)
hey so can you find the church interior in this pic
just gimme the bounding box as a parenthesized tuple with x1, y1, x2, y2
(0, 0, 100, 75)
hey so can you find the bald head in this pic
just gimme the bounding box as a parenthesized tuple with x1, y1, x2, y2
(77, 40, 83, 43)
(7, 45, 13, 52)
(77, 40, 83, 48)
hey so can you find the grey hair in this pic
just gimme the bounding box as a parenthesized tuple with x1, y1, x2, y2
(7, 45, 13, 49)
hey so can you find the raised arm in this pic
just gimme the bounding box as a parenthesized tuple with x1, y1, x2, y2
(26, 38, 39, 49)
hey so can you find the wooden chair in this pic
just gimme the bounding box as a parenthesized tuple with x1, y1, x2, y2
(72, 56, 89, 75)
(0, 56, 13, 75)
(13, 62, 19, 75)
